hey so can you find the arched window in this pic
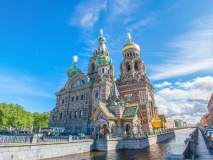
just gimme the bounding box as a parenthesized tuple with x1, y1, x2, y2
(133, 52, 135, 56)
(130, 52, 132, 56)
(79, 111, 83, 118)
(91, 63, 95, 74)
(134, 62, 138, 71)
(52, 114, 54, 120)
(125, 54, 126, 58)
(71, 79, 86, 88)
(127, 53, 129, 57)
(108, 69, 110, 74)
(102, 68, 104, 73)
(74, 111, 78, 118)
(70, 111, 73, 119)
(126, 63, 131, 71)
(60, 113, 63, 120)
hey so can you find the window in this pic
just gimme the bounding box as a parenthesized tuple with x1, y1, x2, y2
(76, 96, 79, 101)
(71, 97, 74, 102)
(74, 111, 78, 118)
(130, 52, 132, 56)
(79, 110, 83, 118)
(127, 53, 129, 57)
(81, 95, 84, 100)
(134, 62, 138, 71)
(108, 70, 110, 74)
(60, 113, 63, 120)
(102, 68, 104, 73)
(142, 106, 146, 109)
(125, 81, 129, 84)
(91, 63, 95, 74)
(70, 111, 73, 119)
(126, 63, 131, 71)
(62, 99, 64, 104)
(52, 114, 54, 120)
(95, 92, 99, 98)
(139, 91, 147, 103)
(71, 79, 86, 88)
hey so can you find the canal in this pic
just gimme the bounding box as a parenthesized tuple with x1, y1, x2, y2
(50, 129, 193, 160)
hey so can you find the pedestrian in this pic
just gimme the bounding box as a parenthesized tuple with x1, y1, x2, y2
(91, 131, 94, 139)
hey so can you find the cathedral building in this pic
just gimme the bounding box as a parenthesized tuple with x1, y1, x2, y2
(48, 30, 159, 135)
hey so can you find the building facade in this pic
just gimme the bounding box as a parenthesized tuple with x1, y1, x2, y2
(165, 118, 175, 129)
(48, 30, 159, 135)
(207, 93, 213, 125)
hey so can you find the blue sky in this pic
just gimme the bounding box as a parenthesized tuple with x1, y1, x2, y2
(1, 0, 213, 124)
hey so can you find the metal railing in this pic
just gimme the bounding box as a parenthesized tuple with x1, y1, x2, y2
(0, 136, 31, 145)
(181, 128, 198, 159)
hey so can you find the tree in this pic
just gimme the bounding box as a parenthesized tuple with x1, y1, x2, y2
(0, 102, 50, 130)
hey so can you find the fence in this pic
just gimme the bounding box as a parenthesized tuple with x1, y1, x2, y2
(0, 136, 31, 145)
(165, 128, 198, 160)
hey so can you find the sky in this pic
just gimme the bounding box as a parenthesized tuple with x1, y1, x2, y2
(1, 0, 213, 124)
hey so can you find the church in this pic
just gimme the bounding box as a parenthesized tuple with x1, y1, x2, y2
(48, 30, 159, 136)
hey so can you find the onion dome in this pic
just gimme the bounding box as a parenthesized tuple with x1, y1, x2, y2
(66, 56, 82, 77)
(97, 29, 106, 44)
(122, 33, 140, 53)
(96, 55, 113, 66)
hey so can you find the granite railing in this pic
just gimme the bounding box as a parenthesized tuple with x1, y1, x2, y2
(0, 134, 93, 145)
(0, 136, 31, 145)
(165, 128, 198, 160)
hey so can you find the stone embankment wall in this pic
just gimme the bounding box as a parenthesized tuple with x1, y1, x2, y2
(0, 140, 94, 160)
(95, 132, 175, 151)
(0, 132, 176, 160)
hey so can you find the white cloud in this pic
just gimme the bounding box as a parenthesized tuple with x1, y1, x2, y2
(150, 16, 213, 80)
(155, 76, 213, 124)
(0, 75, 54, 98)
(70, 0, 107, 28)
(19, 98, 24, 102)
(155, 81, 171, 88)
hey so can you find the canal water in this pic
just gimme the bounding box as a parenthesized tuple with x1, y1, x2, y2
(51, 129, 193, 160)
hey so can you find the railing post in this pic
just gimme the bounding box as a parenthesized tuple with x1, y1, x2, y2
(68, 135, 72, 142)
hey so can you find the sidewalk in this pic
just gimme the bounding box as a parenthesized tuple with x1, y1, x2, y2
(195, 129, 213, 160)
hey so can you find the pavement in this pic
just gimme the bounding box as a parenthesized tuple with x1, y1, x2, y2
(195, 129, 213, 160)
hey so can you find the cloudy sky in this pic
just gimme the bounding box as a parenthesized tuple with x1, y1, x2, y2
(1, 0, 213, 124)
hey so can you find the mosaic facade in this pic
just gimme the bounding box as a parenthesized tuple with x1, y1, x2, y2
(49, 30, 158, 135)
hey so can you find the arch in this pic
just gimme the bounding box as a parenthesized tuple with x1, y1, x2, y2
(130, 52, 132, 56)
(133, 52, 135, 56)
(71, 79, 86, 88)
(134, 62, 138, 71)
(79, 110, 83, 118)
(91, 63, 95, 74)
(126, 63, 131, 71)
(127, 53, 129, 57)
(123, 122, 131, 134)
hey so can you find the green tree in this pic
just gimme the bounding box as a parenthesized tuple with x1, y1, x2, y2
(0, 102, 50, 130)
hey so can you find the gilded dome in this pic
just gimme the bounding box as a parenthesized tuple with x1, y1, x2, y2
(96, 55, 113, 66)
(122, 42, 140, 53)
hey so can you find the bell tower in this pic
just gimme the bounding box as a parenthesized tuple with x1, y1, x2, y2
(117, 33, 158, 134)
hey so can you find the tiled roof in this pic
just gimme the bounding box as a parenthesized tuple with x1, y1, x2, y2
(99, 103, 118, 119)
(122, 106, 138, 118)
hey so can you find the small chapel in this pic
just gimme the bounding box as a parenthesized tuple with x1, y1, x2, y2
(48, 30, 160, 136)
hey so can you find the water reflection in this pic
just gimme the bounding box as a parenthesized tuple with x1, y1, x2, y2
(50, 129, 193, 160)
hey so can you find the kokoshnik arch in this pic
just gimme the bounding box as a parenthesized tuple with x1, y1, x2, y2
(48, 30, 160, 135)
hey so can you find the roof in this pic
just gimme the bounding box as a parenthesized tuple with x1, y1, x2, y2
(90, 102, 118, 120)
(158, 114, 167, 122)
(122, 105, 139, 119)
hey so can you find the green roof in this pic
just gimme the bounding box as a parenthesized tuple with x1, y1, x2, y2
(122, 106, 138, 118)
(99, 104, 118, 119)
